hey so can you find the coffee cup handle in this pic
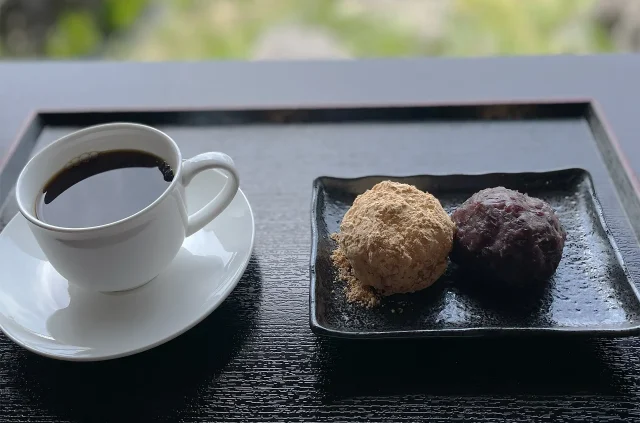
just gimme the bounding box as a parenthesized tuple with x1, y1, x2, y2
(181, 152, 240, 237)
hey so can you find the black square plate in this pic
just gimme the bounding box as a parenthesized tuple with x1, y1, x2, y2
(310, 168, 640, 339)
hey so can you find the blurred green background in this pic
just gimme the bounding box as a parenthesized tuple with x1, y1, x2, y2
(0, 0, 634, 61)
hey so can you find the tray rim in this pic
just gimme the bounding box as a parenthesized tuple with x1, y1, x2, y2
(309, 168, 640, 339)
(2, 99, 638, 225)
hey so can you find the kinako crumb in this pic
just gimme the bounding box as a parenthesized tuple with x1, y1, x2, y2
(330, 233, 381, 308)
(330, 181, 455, 308)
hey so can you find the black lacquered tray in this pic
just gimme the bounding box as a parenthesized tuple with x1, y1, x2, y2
(1, 101, 640, 422)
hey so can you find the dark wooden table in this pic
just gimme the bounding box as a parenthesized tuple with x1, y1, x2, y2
(2, 55, 640, 422)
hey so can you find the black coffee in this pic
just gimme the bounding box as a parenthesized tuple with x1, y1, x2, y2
(36, 149, 174, 228)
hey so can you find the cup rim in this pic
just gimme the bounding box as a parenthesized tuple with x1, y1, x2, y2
(16, 122, 183, 234)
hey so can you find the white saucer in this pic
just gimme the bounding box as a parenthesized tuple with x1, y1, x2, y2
(0, 169, 255, 361)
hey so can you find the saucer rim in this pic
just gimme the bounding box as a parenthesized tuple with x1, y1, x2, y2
(0, 187, 255, 362)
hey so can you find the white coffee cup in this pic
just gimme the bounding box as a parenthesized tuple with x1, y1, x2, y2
(15, 123, 240, 292)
